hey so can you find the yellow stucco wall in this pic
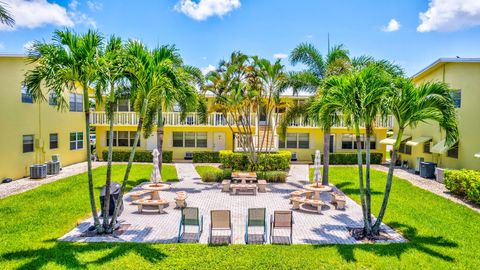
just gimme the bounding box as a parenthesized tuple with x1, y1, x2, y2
(394, 62, 480, 170)
(0, 56, 86, 179)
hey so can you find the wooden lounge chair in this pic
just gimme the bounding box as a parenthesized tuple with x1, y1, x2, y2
(270, 210, 293, 244)
(178, 207, 203, 243)
(245, 208, 267, 244)
(209, 210, 233, 244)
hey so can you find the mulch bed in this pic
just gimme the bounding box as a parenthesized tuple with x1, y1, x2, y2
(80, 224, 131, 237)
(348, 227, 395, 243)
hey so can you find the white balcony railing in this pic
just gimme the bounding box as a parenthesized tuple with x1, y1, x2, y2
(90, 111, 393, 129)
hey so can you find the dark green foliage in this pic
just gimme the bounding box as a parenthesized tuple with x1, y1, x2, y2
(102, 150, 172, 163)
(256, 171, 287, 183)
(192, 151, 221, 163)
(220, 150, 291, 171)
(311, 153, 383, 165)
(445, 169, 480, 204)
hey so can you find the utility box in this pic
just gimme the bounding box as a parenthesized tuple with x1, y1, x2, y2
(46, 161, 60, 175)
(415, 157, 424, 174)
(435, 167, 446, 183)
(30, 164, 47, 179)
(420, 162, 436, 179)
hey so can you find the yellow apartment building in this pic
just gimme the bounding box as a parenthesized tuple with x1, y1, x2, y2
(0, 55, 87, 180)
(386, 58, 480, 171)
(91, 95, 391, 161)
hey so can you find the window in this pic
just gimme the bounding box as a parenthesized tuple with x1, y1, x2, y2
(341, 134, 375, 150)
(106, 131, 139, 147)
(69, 93, 83, 112)
(399, 142, 412, 155)
(70, 132, 84, 150)
(172, 132, 208, 148)
(23, 135, 34, 153)
(279, 133, 309, 149)
(278, 137, 285, 149)
(48, 92, 58, 106)
(49, 133, 58, 149)
(447, 143, 459, 158)
(298, 133, 310, 149)
(21, 86, 33, 103)
(341, 134, 354, 149)
(117, 99, 130, 112)
(450, 90, 461, 108)
(286, 133, 298, 148)
(423, 140, 432, 154)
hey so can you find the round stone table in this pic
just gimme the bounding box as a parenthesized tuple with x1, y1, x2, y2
(142, 183, 171, 200)
(303, 184, 332, 200)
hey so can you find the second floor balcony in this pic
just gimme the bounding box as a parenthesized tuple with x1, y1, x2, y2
(89, 111, 394, 129)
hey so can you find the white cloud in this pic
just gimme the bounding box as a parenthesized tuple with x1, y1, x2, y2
(87, 1, 103, 11)
(23, 41, 35, 51)
(0, 43, 4, 50)
(201, 64, 216, 75)
(306, 34, 313, 39)
(175, 0, 241, 21)
(273, 53, 288, 59)
(382, 19, 401, 32)
(418, 0, 480, 32)
(0, 0, 74, 31)
(69, 0, 97, 28)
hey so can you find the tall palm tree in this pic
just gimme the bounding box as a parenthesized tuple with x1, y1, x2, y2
(23, 29, 104, 232)
(372, 78, 459, 234)
(288, 43, 350, 185)
(95, 35, 128, 232)
(0, 1, 14, 26)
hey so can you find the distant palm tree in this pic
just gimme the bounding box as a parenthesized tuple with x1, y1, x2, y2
(0, 1, 14, 26)
(288, 43, 350, 185)
(372, 78, 459, 234)
(23, 29, 104, 232)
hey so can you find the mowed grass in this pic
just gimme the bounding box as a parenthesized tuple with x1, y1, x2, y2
(0, 165, 478, 269)
(195, 165, 223, 177)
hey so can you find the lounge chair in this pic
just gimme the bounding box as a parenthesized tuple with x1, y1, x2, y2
(209, 210, 233, 244)
(177, 207, 203, 243)
(270, 210, 293, 244)
(245, 208, 267, 244)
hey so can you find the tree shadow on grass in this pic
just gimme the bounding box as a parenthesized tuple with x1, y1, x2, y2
(1, 239, 166, 270)
(313, 222, 458, 263)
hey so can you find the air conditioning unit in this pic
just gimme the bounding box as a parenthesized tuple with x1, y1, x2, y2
(435, 167, 446, 183)
(184, 152, 193, 160)
(415, 157, 424, 174)
(46, 161, 60, 175)
(30, 164, 47, 179)
(291, 152, 298, 161)
(52, 154, 61, 169)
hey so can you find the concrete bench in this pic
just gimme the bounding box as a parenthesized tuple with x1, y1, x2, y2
(304, 199, 324, 213)
(221, 180, 231, 192)
(257, 180, 267, 193)
(230, 183, 257, 195)
(130, 190, 152, 201)
(175, 191, 188, 208)
(289, 189, 313, 203)
(291, 197, 305, 210)
(330, 192, 346, 210)
(132, 199, 169, 214)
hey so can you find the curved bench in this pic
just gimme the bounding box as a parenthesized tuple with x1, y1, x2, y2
(290, 197, 305, 210)
(289, 189, 313, 204)
(330, 192, 347, 210)
(304, 199, 324, 213)
(130, 190, 153, 201)
(132, 199, 169, 214)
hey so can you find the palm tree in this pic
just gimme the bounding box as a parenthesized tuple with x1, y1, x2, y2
(372, 78, 459, 234)
(95, 35, 128, 232)
(23, 29, 104, 232)
(288, 43, 350, 185)
(0, 1, 14, 26)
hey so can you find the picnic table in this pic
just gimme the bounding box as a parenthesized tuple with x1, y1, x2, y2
(231, 172, 257, 184)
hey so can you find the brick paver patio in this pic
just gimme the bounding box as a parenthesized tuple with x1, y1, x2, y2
(60, 164, 405, 244)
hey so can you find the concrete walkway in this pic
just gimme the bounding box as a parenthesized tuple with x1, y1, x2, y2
(0, 162, 103, 199)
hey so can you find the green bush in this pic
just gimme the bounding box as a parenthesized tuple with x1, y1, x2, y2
(445, 169, 480, 204)
(256, 171, 287, 183)
(220, 150, 291, 171)
(102, 150, 172, 163)
(196, 165, 231, 182)
(311, 153, 383, 165)
(192, 151, 221, 163)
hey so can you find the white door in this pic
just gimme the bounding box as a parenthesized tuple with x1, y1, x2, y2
(213, 132, 226, 151)
(146, 134, 157, 150)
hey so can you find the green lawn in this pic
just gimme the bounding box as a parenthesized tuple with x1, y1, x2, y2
(195, 165, 223, 177)
(0, 165, 478, 269)
(160, 164, 180, 182)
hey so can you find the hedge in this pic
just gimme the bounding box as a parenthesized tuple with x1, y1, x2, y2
(192, 151, 221, 163)
(444, 169, 480, 204)
(311, 153, 383, 165)
(102, 150, 172, 163)
(219, 150, 291, 171)
(197, 167, 287, 183)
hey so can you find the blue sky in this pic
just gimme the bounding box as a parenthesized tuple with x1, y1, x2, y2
(2, 0, 480, 75)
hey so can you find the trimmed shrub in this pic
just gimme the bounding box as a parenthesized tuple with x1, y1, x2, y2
(311, 153, 383, 165)
(102, 150, 172, 163)
(256, 171, 287, 183)
(445, 169, 480, 204)
(196, 166, 232, 182)
(220, 150, 291, 171)
(192, 151, 221, 163)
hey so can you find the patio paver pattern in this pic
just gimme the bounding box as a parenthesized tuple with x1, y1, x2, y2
(61, 164, 405, 244)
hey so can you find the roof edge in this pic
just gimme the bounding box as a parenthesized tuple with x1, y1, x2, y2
(413, 58, 480, 79)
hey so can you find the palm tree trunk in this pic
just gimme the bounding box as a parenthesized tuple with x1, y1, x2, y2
(82, 86, 102, 233)
(372, 128, 404, 234)
(109, 99, 147, 228)
(103, 102, 115, 231)
(322, 128, 330, 186)
(156, 106, 164, 176)
(365, 125, 372, 227)
(355, 128, 371, 236)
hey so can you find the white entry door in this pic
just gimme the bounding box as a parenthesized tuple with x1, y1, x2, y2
(213, 132, 226, 151)
(146, 134, 157, 150)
